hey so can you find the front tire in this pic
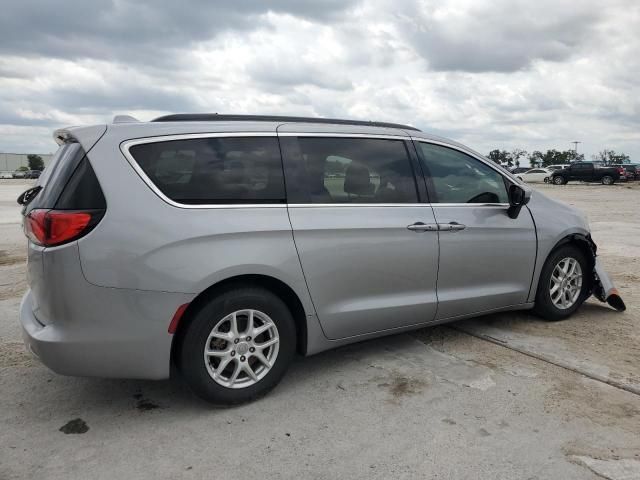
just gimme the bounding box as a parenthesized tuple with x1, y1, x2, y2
(533, 245, 590, 321)
(178, 286, 296, 405)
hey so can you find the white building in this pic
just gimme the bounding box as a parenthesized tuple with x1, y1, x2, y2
(0, 153, 54, 172)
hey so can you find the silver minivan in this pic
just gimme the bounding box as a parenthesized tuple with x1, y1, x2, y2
(19, 114, 624, 404)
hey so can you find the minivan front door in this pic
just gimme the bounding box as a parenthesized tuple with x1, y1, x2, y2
(415, 141, 537, 319)
(280, 135, 439, 339)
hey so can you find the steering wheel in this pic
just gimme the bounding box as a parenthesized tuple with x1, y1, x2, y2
(467, 191, 500, 203)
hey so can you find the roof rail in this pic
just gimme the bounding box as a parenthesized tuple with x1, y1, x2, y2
(151, 113, 421, 131)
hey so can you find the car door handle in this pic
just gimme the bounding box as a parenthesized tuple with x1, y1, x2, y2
(439, 222, 466, 231)
(407, 222, 438, 232)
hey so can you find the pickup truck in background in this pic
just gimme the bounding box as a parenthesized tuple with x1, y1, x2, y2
(551, 162, 621, 185)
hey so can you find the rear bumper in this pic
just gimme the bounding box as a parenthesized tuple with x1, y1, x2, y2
(20, 288, 191, 380)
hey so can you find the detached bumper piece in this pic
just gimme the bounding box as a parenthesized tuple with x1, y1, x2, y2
(593, 259, 626, 311)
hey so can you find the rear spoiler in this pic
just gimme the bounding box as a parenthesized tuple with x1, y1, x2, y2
(53, 129, 78, 145)
(53, 125, 107, 150)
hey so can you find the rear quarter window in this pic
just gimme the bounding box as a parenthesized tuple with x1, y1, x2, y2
(127, 136, 285, 205)
(22, 143, 88, 214)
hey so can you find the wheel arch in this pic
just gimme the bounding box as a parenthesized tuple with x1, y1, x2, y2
(531, 233, 596, 300)
(170, 274, 309, 369)
(550, 233, 596, 267)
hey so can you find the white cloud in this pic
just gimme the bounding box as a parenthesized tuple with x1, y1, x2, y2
(0, 0, 638, 163)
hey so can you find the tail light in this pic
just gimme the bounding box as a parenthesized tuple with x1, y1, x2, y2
(24, 209, 103, 247)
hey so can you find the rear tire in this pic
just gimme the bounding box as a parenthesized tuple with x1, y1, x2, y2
(178, 286, 296, 405)
(601, 175, 614, 185)
(533, 245, 590, 321)
(553, 176, 566, 185)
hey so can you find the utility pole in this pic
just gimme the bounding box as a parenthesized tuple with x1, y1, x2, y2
(570, 141, 581, 162)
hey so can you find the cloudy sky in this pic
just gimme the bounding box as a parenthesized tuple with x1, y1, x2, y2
(1, 0, 638, 164)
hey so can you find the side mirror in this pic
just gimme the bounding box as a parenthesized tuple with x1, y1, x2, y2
(507, 184, 530, 219)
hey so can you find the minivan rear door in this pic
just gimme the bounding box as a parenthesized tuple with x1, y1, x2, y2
(280, 132, 439, 340)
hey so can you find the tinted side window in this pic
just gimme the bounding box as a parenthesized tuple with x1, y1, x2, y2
(418, 143, 508, 204)
(129, 137, 285, 204)
(55, 158, 106, 210)
(281, 137, 418, 204)
(572, 163, 591, 170)
(22, 143, 87, 214)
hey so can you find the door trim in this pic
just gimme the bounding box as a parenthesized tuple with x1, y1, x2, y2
(287, 203, 508, 208)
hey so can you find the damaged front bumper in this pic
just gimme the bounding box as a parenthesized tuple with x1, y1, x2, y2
(593, 259, 626, 311)
(580, 234, 626, 311)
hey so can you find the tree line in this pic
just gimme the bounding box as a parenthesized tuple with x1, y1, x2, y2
(27, 154, 45, 171)
(14, 155, 45, 172)
(486, 149, 631, 168)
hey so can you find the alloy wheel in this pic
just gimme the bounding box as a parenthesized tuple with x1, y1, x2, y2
(549, 257, 582, 309)
(203, 309, 280, 389)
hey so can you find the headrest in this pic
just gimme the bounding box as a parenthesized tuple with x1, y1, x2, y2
(344, 163, 375, 196)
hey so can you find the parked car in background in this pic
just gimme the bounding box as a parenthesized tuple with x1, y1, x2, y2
(516, 168, 553, 183)
(611, 164, 636, 181)
(551, 162, 620, 185)
(547, 164, 570, 171)
(24, 170, 42, 179)
(612, 165, 629, 182)
(510, 167, 530, 174)
(12, 170, 27, 179)
(0, 171, 13, 179)
(18, 114, 624, 405)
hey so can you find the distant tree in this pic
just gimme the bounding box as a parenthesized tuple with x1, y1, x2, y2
(510, 149, 528, 168)
(528, 151, 545, 168)
(487, 149, 509, 166)
(528, 149, 576, 168)
(17, 166, 29, 171)
(592, 149, 630, 165)
(568, 151, 585, 162)
(27, 154, 45, 171)
(592, 150, 611, 163)
(613, 152, 630, 164)
(487, 149, 529, 168)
